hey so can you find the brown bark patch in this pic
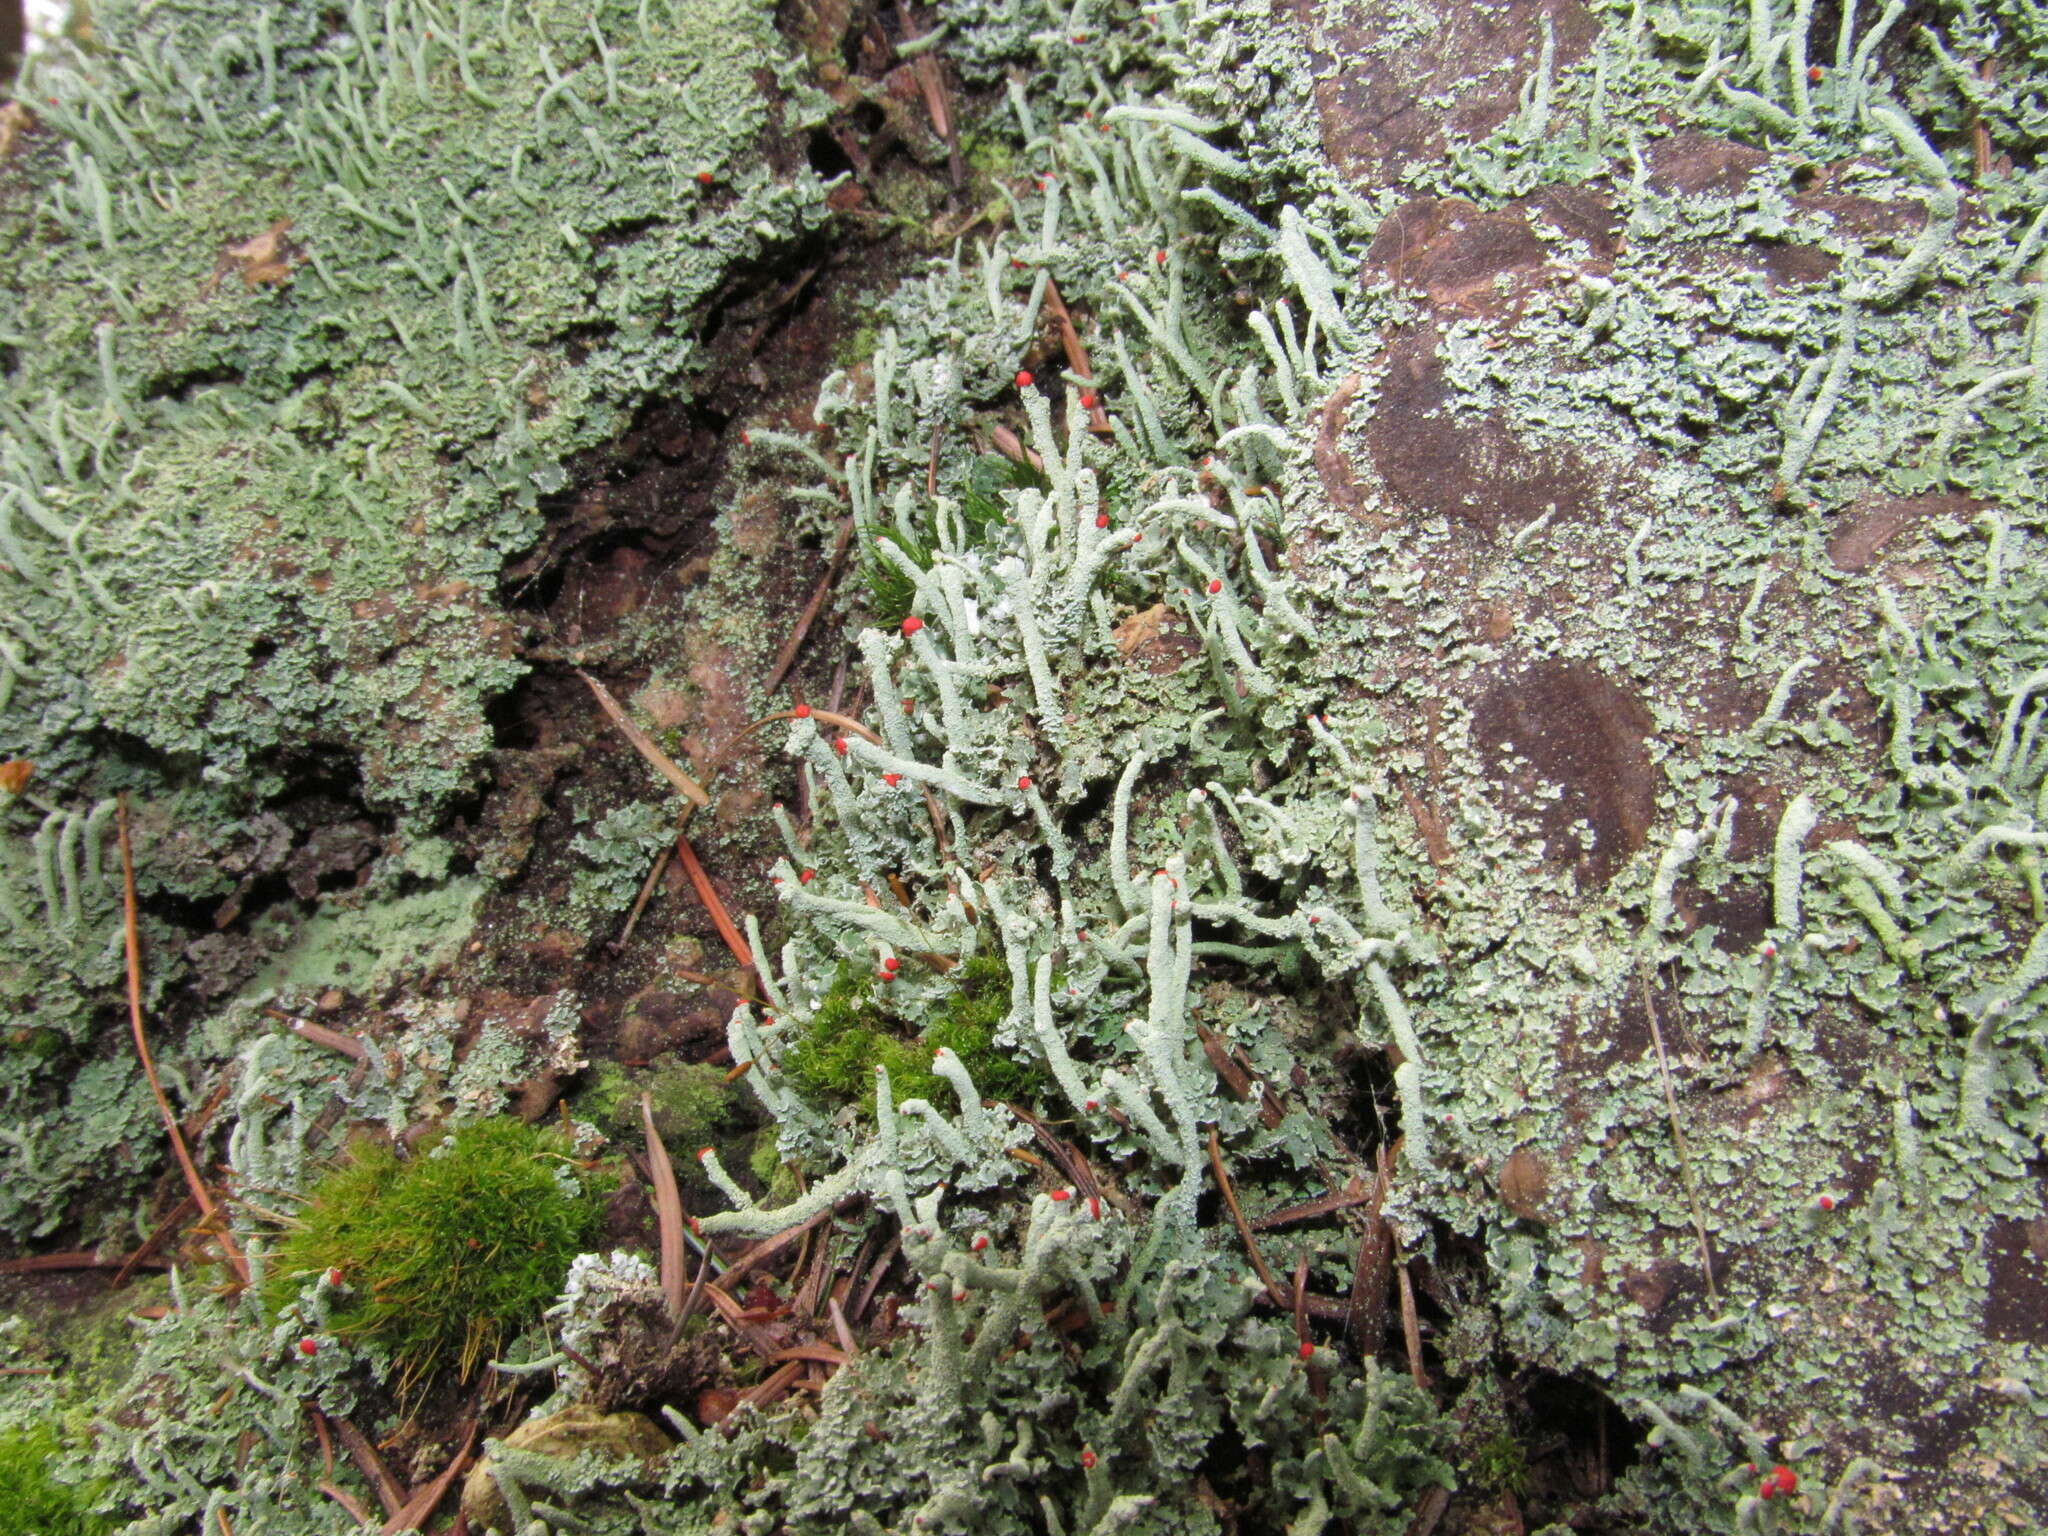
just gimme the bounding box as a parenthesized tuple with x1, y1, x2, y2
(1368, 332, 1597, 536)
(1828, 491, 1984, 572)
(1287, 0, 1601, 192)
(1470, 661, 1656, 890)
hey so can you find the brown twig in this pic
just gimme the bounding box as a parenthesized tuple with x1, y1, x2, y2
(641, 1093, 688, 1319)
(768, 1343, 850, 1367)
(306, 1402, 336, 1479)
(989, 424, 1044, 473)
(112, 1190, 200, 1288)
(697, 1280, 781, 1358)
(332, 1415, 406, 1518)
(0, 1250, 170, 1275)
(381, 1420, 478, 1536)
(1207, 1127, 1285, 1304)
(895, 2, 962, 189)
(1291, 1252, 1311, 1353)
(827, 1296, 858, 1357)
(1348, 1154, 1393, 1360)
(1193, 1023, 1288, 1130)
(851, 1234, 901, 1321)
(287, 1017, 372, 1062)
(671, 965, 767, 1009)
(118, 800, 248, 1286)
(711, 1206, 836, 1292)
(609, 842, 672, 955)
(762, 518, 855, 699)
(316, 1483, 372, 1527)
(1395, 1254, 1429, 1394)
(577, 670, 711, 810)
(1004, 1101, 1101, 1204)
(738, 1359, 805, 1408)
(672, 833, 755, 975)
(1250, 1177, 1373, 1232)
(1041, 279, 1111, 435)
(671, 1240, 716, 1344)
(726, 706, 883, 764)
(1405, 1485, 1453, 1536)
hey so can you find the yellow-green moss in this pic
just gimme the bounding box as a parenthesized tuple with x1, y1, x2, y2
(0, 1424, 113, 1536)
(264, 1118, 610, 1392)
(782, 951, 1040, 1115)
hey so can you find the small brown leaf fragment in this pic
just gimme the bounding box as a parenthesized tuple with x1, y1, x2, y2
(0, 760, 32, 795)
(1113, 603, 1168, 660)
(0, 102, 31, 162)
(222, 220, 299, 288)
(1497, 1147, 1550, 1221)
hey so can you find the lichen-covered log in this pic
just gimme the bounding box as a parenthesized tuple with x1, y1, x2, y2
(2, 0, 2046, 1532)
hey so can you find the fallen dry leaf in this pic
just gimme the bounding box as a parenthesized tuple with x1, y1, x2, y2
(221, 220, 299, 288)
(0, 102, 31, 161)
(1113, 603, 1169, 659)
(0, 760, 33, 795)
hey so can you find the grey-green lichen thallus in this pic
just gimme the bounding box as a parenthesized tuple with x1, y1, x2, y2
(3, 0, 2046, 1530)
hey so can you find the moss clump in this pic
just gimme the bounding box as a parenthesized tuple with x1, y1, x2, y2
(265, 1118, 609, 1391)
(580, 1058, 744, 1152)
(783, 951, 1039, 1115)
(0, 1424, 112, 1536)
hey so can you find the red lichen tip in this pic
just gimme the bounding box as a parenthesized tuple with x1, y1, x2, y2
(883, 956, 900, 973)
(794, 702, 812, 718)
(883, 772, 901, 787)
(1080, 1449, 1097, 1469)
(1048, 1188, 1071, 1202)
(1080, 392, 1097, 409)
(1807, 64, 1823, 81)
(298, 1337, 319, 1357)
(1818, 1194, 1836, 1211)
(696, 170, 715, 185)
(1298, 1341, 1315, 1360)
(1087, 1196, 1102, 1220)
(1770, 1466, 1797, 1495)
(971, 1233, 989, 1251)
(697, 1146, 715, 1160)
(1154, 249, 1168, 265)
(1018, 775, 1033, 791)
(901, 614, 924, 636)
(1207, 578, 1222, 594)
(326, 1268, 344, 1286)
(1083, 1098, 1098, 1111)
(833, 736, 850, 755)
(799, 868, 817, 884)
(1015, 369, 1034, 388)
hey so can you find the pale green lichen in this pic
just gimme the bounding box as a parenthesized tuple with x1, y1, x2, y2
(6, 0, 2048, 1529)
